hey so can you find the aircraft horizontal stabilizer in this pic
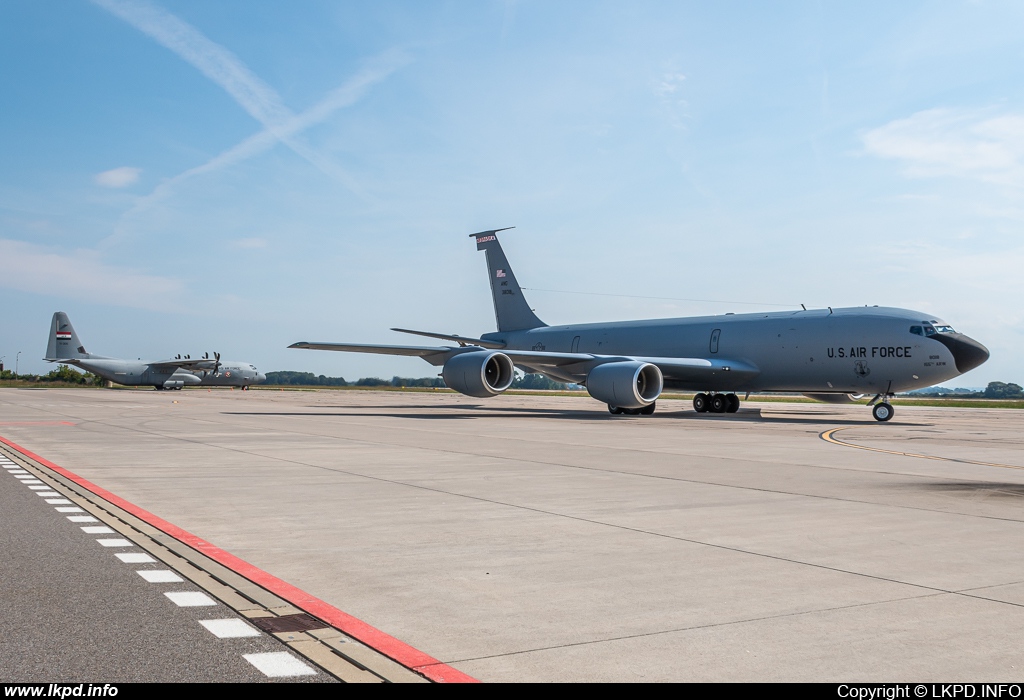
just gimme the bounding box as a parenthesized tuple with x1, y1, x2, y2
(391, 328, 506, 349)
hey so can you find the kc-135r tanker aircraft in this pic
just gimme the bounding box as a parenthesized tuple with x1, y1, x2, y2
(290, 229, 989, 421)
(44, 312, 266, 390)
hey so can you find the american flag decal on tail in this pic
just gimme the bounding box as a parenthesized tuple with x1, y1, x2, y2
(496, 269, 506, 278)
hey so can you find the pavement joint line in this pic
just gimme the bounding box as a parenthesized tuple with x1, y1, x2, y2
(0, 438, 475, 684)
(820, 427, 1024, 471)
(9, 429, 1017, 665)
(117, 410, 1024, 527)
(32, 398, 1024, 528)
(10, 416, 1024, 626)
(446, 589, 954, 665)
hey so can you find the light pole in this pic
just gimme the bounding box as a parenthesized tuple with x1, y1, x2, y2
(16, 351, 21, 377)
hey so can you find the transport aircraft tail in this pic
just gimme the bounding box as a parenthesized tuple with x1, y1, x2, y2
(45, 312, 89, 361)
(470, 228, 547, 332)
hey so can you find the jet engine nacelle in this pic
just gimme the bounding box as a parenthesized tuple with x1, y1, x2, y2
(586, 361, 663, 409)
(442, 351, 516, 398)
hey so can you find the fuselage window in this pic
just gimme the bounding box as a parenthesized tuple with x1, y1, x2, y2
(910, 326, 923, 336)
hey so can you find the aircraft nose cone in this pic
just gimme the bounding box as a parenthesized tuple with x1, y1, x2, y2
(935, 333, 990, 374)
(257, 373, 267, 383)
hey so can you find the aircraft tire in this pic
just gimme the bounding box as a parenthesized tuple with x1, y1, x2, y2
(872, 403, 894, 422)
(639, 401, 656, 415)
(726, 394, 740, 413)
(710, 394, 728, 413)
(608, 405, 624, 415)
(693, 393, 709, 413)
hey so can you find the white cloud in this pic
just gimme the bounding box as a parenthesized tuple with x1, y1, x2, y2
(93, 0, 407, 189)
(863, 108, 1024, 187)
(0, 239, 183, 310)
(94, 166, 141, 188)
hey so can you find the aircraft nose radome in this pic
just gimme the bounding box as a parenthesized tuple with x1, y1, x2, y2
(937, 333, 990, 374)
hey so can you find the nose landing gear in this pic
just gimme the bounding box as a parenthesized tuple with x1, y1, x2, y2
(868, 391, 895, 422)
(871, 401, 894, 422)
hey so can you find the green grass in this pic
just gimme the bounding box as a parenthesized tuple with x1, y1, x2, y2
(4, 381, 1023, 408)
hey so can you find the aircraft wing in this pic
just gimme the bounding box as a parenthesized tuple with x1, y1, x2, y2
(289, 341, 759, 384)
(289, 341, 460, 365)
(149, 358, 220, 370)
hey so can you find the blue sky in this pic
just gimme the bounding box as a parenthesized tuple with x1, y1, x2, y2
(1, 0, 1022, 387)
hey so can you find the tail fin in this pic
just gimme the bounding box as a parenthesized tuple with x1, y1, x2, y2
(45, 312, 88, 361)
(470, 228, 546, 332)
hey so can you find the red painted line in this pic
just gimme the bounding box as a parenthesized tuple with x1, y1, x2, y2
(0, 434, 479, 684)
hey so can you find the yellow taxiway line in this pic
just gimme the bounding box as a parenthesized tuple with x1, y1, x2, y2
(819, 427, 1024, 471)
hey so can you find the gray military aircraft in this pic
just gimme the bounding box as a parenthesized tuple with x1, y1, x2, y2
(290, 229, 989, 421)
(44, 312, 266, 390)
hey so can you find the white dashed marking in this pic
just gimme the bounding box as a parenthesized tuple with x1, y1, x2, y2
(243, 652, 316, 677)
(116, 552, 156, 563)
(37, 491, 62, 498)
(81, 526, 115, 534)
(14, 475, 35, 479)
(46, 499, 72, 505)
(137, 570, 183, 583)
(199, 619, 260, 638)
(28, 485, 50, 490)
(97, 538, 133, 547)
(55, 506, 84, 513)
(164, 591, 217, 607)
(68, 516, 99, 523)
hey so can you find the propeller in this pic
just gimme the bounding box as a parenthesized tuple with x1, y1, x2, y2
(213, 352, 221, 374)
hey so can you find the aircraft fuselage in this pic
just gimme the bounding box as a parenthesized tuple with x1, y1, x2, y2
(74, 359, 264, 389)
(483, 306, 987, 394)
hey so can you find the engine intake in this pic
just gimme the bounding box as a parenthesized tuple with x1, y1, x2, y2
(586, 361, 663, 409)
(442, 351, 515, 398)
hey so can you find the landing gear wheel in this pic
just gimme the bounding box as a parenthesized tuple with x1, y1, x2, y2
(725, 393, 740, 413)
(639, 402, 656, 415)
(608, 405, 624, 415)
(872, 403, 894, 422)
(693, 393, 709, 413)
(710, 394, 728, 413)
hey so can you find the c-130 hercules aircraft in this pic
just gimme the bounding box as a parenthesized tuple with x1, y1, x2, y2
(291, 229, 989, 421)
(44, 312, 266, 390)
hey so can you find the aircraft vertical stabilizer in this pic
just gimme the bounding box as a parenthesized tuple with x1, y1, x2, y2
(46, 312, 88, 360)
(470, 228, 546, 332)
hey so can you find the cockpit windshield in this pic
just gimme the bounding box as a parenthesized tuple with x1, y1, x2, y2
(919, 322, 956, 337)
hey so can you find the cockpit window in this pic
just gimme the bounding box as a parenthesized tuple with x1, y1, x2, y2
(910, 326, 923, 336)
(934, 325, 955, 334)
(922, 324, 937, 336)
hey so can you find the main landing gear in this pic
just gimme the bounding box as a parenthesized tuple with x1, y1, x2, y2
(608, 401, 657, 416)
(693, 392, 739, 414)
